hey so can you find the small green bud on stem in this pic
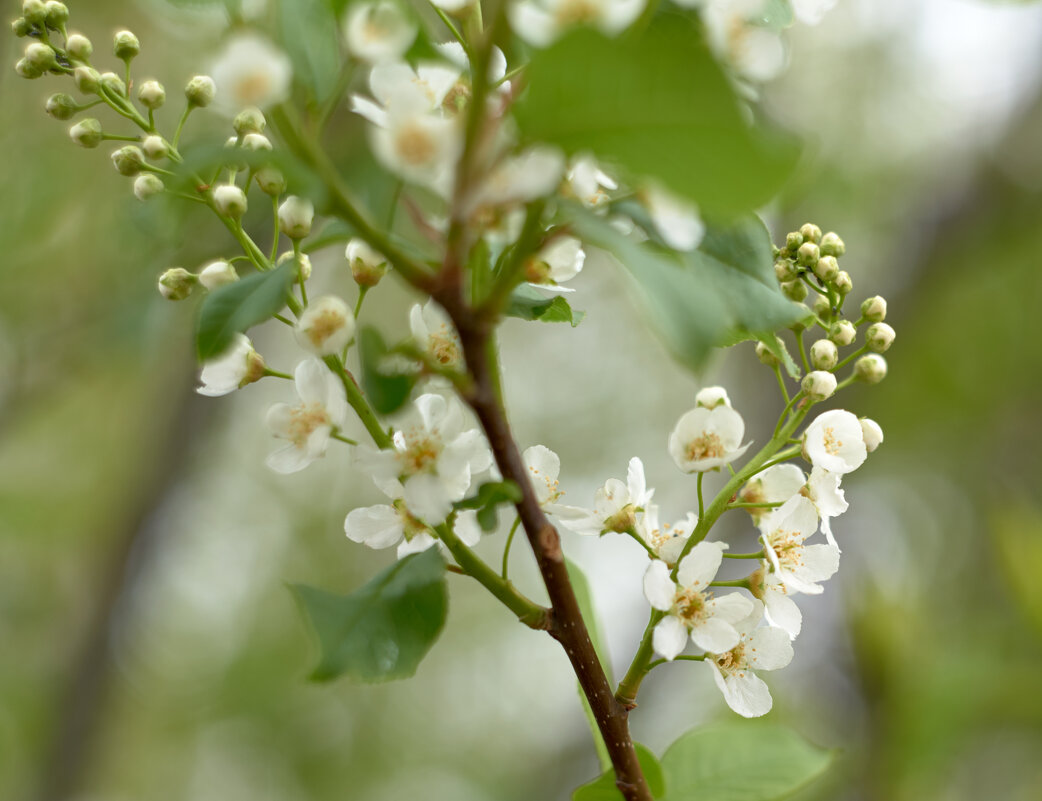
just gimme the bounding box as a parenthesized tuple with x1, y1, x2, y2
(233, 107, 266, 136)
(829, 320, 857, 347)
(69, 117, 103, 148)
(819, 231, 845, 257)
(65, 33, 93, 62)
(158, 267, 196, 300)
(865, 322, 895, 353)
(133, 173, 164, 200)
(799, 222, 822, 244)
(861, 295, 887, 322)
(137, 79, 166, 109)
(185, 75, 216, 108)
(810, 339, 838, 370)
(854, 354, 887, 384)
(782, 280, 808, 302)
(111, 145, 145, 176)
(46, 92, 78, 120)
(113, 29, 140, 61)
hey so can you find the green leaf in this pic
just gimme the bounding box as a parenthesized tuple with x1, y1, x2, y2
(455, 481, 523, 531)
(358, 326, 415, 415)
(573, 744, 666, 800)
(660, 723, 834, 800)
(506, 284, 585, 326)
(513, 17, 798, 216)
(277, 0, 342, 102)
(567, 208, 805, 372)
(291, 549, 448, 683)
(195, 263, 294, 361)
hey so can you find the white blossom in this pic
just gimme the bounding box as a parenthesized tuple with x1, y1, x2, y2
(566, 156, 618, 207)
(803, 409, 868, 474)
(644, 544, 753, 660)
(523, 445, 567, 511)
(197, 259, 239, 290)
(197, 334, 262, 397)
(759, 495, 839, 595)
(705, 600, 793, 717)
(557, 457, 653, 536)
(739, 463, 806, 525)
(749, 565, 803, 640)
(210, 32, 292, 115)
(344, 1, 417, 64)
(509, 0, 646, 48)
(637, 505, 698, 566)
(265, 359, 348, 474)
(669, 404, 750, 473)
(644, 184, 705, 251)
(295, 295, 356, 356)
(410, 299, 463, 371)
(525, 236, 585, 291)
(699, 0, 787, 83)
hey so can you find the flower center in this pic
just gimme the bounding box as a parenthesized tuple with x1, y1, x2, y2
(716, 641, 747, 674)
(768, 529, 805, 571)
(288, 402, 331, 447)
(529, 465, 563, 505)
(673, 587, 708, 625)
(400, 431, 442, 474)
(603, 504, 637, 534)
(395, 500, 429, 541)
(235, 73, 273, 106)
(822, 425, 843, 456)
(428, 326, 461, 366)
(394, 122, 437, 167)
(685, 433, 724, 462)
(304, 308, 344, 349)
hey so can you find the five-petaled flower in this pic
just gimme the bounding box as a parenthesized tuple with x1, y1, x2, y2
(759, 495, 840, 595)
(669, 403, 750, 473)
(265, 359, 348, 474)
(556, 457, 653, 536)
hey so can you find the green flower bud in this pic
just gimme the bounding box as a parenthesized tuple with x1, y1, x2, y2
(158, 267, 196, 300)
(781, 279, 808, 302)
(801, 370, 837, 401)
(796, 242, 819, 267)
(241, 132, 272, 152)
(829, 319, 856, 347)
(141, 135, 167, 160)
(278, 250, 312, 280)
(69, 117, 103, 148)
(774, 259, 797, 282)
(813, 254, 839, 282)
(819, 231, 845, 257)
(185, 75, 216, 108)
(812, 294, 831, 318)
(44, 1, 68, 29)
(73, 65, 100, 93)
(799, 223, 822, 244)
(65, 33, 92, 62)
(865, 322, 895, 353)
(861, 295, 887, 322)
(113, 29, 140, 61)
(810, 339, 838, 370)
(785, 231, 803, 252)
(198, 260, 239, 290)
(233, 106, 266, 136)
(45, 92, 77, 120)
(346, 239, 388, 287)
(111, 145, 145, 176)
(834, 270, 852, 295)
(12, 17, 32, 37)
(24, 42, 56, 70)
(99, 71, 126, 97)
(213, 184, 247, 218)
(15, 58, 44, 79)
(137, 79, 165, 109)
(278, 195, 314, 239)
(755, 341, 780, 368)
(22, 0, 47, 26)
(133, 173, 164, 201)
(255, 165, 285, 196)
(854, 353, 887, 384)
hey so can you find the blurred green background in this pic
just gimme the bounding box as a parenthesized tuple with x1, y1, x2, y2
(3, 1, 1042, 799)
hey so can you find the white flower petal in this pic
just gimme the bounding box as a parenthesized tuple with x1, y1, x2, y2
(709, 662, 774, 718)
(454, 509, 483, 545)
(643, 560, 676, 611)
(690, 617, 740, 654)
(745, 626, 795, 671)
(677, 541, 726, 590)
(397, 531, 437, 558)
(652, 615, 689, 661)
(344, 504, 404, 549)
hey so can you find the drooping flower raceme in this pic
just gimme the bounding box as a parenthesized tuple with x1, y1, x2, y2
(197, 333, 264, 397)
(759, 495, 839, 595)
(669, 403, 751, 473)
(209, 32, 292, 116)
(803, 409, 868, 474)
(556, 457, 653, 536)
(354, 394, 492, 524)
(644, 543, 753, 659)
(265, 359, 348, 474)
(705, 600, 794, 717)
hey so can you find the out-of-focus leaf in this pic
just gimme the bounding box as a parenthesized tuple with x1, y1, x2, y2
(721, 330, 802, 379)
(358, 326, 415, 415)
(455, 481, 522, 531)
(291, 549, 448, 682)
(567, 208, 805, 372)
(195, 263, 294, 361)
(506, 284, 585, 326)
(993, 506, 1042, 636)
(277, 0, 342, 102)
(513, 17, 799, 216)
(660, 723, 834, 800)
(573, 744, 666, 800)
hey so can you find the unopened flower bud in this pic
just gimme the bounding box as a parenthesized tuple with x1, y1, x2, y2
(796, 242, 819, 267)
(65, 32, 92, 61)
(345, 238, 388, 287)
(44, 1, 68, 29)
(185, 75, 216, 108)
(865, 322, 895, 353)
(12, 17, 31, 37)
(755, 341, 780, 367)
(784, 231, 803, 252)
(15, 58, 44, 79)
(834, 270, 852, 295)
(695, 386, 731, 409)
(278, 196, 314, 239)
(278, 251, 312, 280)
(233, 106, 266, 136)
(213, 185, 248, 218)
(810, 339, 838, 370)
(295, 295, 356, 355)
(860, 418, 883, 452)
(158, 267, 196, 300)
(819, 231, 845, 257)
(133, 173, 164, 200)
(255, 166, 285, 196)
(137, 79, 165, 109)
(99, 71, 126, 97)
(861, 295, 887, 322)
(24, 42, 57, 70)
(854, 354, 887, 384)
(22, 0, 46, 25)
(141, 135, 167, 160)
(241, 132, 272, 152)
(799, 223, 822, 244)
(45, 93, 77, 120)
(814, 254, 839, 282)
(198, 260, 239, 289)
(111, 145, 145, 176)
(73, 65, 101, 93)
(829, 320, 856, 347)
(781, 279, 808, 302)
(774, 259, 797, 282)
(113, 29, 139, 60)
(801, 370, 837, 401)
(69, 117, 103, 148)
(812, 295, 831, 317)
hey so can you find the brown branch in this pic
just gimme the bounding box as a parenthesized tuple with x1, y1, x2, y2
(440, 297, 652, 801)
